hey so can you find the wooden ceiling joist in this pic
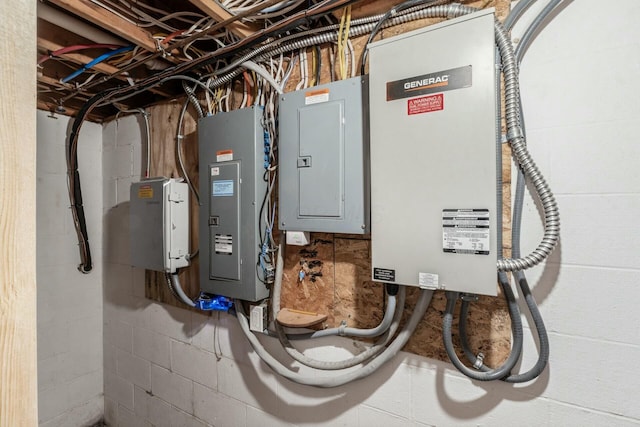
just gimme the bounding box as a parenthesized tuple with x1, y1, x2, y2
(38, 37, 173, 99)
(38, 37, 121, 75)
(48, 0, 159, 53)
(188, 0, 257, 38)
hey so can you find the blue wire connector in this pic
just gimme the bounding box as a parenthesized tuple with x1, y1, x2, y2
(195, 293, 233, 311)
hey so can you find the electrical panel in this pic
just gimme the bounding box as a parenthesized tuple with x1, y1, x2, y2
(278, 76, 370, 234)
(198, 107, 269, 301)
(130, 178, 189, 273)
(368, 10, 498, 296)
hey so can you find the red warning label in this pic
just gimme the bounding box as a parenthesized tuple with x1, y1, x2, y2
(407, 93, 444, 115)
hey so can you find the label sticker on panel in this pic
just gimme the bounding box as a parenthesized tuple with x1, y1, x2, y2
(418, 272, 440, 290)
(211, 167, 220, 176)
(137, 185, 153, 199)
(214, 234, 233, 254)
(212, 179, 234, 197)
(386, 65, 472, 101)
(216, 150, 233, 162)
(442, 209, 490, 255)
(305, 88, 330, 105)
(373, 268, 396, 282)
(408, 94, 444, 115)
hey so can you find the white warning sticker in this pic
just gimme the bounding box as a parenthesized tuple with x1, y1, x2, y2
(418, 272, 440, 290)
(442, 209, 490, 255)
(214, 234, 233, 254)
(216, 150, 233, 162)
(305, 88, 330, 105)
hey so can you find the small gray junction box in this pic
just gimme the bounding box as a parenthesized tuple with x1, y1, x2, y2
(130, 178, 189, 273)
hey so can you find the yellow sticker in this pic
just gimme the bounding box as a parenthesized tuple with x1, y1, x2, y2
(138, 185, 153, 199)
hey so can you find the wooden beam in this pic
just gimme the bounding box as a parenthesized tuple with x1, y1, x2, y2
(38, 73, 75, 91)
(38, 37, 121, 74)
(0, 0, 38, 425)
(188, 0, 258, 38)
(49, 0, 158, 52)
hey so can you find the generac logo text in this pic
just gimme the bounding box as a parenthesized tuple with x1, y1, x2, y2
(403, 75, 448, 90)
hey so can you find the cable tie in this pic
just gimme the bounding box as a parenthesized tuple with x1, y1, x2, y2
(338, 320, 347, 336)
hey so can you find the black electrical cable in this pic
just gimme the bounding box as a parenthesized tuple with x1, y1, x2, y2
(314, 45, 322, 84)
(67, 87, 123, 273)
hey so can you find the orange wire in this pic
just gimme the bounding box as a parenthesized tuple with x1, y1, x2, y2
(161, 30, 184, 46)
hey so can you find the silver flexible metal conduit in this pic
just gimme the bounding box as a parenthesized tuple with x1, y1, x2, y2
(401, 3, 559, 272)
(448, 45, 525, 381)
(209, 3, 442, 81)
(205, 3, 455, 89)
(182, 81, 204, 118)
(454, 0, 560, 382)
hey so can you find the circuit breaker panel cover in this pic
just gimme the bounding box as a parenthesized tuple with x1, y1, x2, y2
(278, 76, 370, 234)
(130, 178, 189, 273)
(198, 107, 269, 301)
(369, 10, 498, 295)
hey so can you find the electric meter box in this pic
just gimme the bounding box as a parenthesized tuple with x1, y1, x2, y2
(198, 107, 269, 302)
(278, 76, 370, 234)
(369, 10, 498, 296)
(130, 178, 189, 273)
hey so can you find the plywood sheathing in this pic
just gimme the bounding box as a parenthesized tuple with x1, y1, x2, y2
(145, 100, 202, 310)
(146, 0, 515, 367)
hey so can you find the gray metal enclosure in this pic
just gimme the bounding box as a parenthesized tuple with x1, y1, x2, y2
(369, 10, 498, 296)
(198, 107, 269, 301)
(278, 76, 370, 234)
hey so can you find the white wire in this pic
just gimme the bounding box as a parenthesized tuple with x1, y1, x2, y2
(347, 39, 355, 78)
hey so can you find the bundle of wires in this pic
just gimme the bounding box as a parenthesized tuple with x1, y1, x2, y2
(64, 0, 561, 388)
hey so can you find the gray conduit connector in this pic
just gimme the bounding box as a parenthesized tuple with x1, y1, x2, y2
(235, 288, 433, 388)
(168, 272, 196, 308)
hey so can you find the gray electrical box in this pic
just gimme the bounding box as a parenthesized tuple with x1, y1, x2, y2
(198, 107, 269, 301)
(369, 10, 498, 296)
(130, 178, 189, 273)
(278, 77, 370, 234)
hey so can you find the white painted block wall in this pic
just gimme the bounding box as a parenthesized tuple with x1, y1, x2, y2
(101, 1, 640, 426)
(37, 111, 104, 426)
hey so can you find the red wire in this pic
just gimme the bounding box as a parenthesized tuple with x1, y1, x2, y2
(161, 30, 184, 46)
(38, 44, 123, 65)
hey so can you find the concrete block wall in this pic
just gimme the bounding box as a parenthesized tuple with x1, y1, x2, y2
(36, 111, 104, 426)
(100, 1, 640, 426)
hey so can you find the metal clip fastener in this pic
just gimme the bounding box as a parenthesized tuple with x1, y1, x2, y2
(460, 293, 479, 302)
(507, 126, 524, 141)
(473, 352, 485, 370)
